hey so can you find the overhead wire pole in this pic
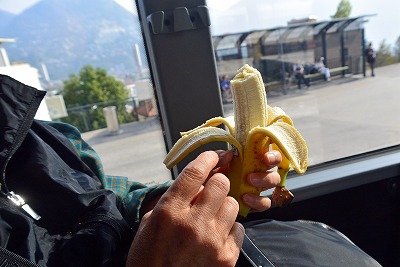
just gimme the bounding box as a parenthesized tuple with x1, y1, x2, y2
(338, 18, 357, 76)
(277, 28, 287, 95)
(135, 0, 226, 178)
(361, 26, 366, 77)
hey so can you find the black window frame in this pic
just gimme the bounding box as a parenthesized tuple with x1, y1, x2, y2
(135, 0, 400, 200)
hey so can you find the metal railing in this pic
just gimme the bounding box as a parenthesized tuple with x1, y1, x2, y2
(61, 97, 157, 133)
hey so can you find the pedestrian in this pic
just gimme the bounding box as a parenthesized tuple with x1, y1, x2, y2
(293, 61, 310, 89)
(365, 42, 376, 77)
(220, 75, 232, 103)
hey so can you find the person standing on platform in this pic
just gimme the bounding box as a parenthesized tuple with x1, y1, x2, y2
(365, 42, 376, 77)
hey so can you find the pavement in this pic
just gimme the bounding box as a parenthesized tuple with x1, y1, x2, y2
(82, 63, 400, 185)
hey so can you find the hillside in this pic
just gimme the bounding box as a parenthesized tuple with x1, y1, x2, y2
(0, 10, 15, 28)
(0, 0, 143, 81)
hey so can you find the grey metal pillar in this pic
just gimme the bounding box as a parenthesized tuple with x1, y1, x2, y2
(361, 28, 366, 77)
(321, 30, 327, 66)
(135, 0, 226, 178)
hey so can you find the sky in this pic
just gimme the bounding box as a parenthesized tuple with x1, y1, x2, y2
(0, 0, 398, 48)
(206, 0, 399, 48)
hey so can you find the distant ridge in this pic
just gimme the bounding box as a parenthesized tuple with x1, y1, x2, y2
(0, 0, 143, 81)
(0, 10, 16, 30)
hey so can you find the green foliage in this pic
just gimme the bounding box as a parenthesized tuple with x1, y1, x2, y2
(331, 0, 352, 18)
(60, 65, 136, 132)
(375, 39, 399, 67)
(394, 36, 400, 60)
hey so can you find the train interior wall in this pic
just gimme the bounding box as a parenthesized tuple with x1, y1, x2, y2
(243, 175, 400, 267)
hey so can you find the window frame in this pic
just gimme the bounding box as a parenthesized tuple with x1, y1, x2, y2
(135, 0, 227, 178)
(135, 0, 400, 199)
(270, 145, 400, 202)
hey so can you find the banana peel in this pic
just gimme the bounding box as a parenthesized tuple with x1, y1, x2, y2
(164, 64, 308, 217)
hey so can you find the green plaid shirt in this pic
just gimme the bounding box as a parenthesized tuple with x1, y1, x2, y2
(45, 121, 172, 227)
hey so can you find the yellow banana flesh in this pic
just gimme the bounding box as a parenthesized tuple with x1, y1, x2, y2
(163, 64, 308, 217)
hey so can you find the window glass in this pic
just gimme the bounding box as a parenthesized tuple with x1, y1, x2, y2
(2, 0, 399, 181)
(263, 29, 284, 44)
(286, 26, 307, 40)
(243, 30, 266, 46)
(217, 33, 243, 50)
(208, 0, 400, 167)
(0, 0, 172, 184)
(313, 22, 329, 35)
(215, 33, 242, 59)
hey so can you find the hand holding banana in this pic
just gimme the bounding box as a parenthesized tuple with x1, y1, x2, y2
(164, 64, 308, 217)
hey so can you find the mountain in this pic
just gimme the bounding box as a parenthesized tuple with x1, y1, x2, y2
(0, 10, 16, 29)
(0, 0, 143, 81)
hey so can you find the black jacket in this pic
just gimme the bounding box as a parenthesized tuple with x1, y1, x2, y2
(0, 75, 133, 266)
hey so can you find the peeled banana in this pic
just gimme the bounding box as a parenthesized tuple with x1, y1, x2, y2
(164, 64, 308, 217)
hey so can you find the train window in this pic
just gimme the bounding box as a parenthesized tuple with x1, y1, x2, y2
(1, 0, 399, 190)
(207, 0, 400, 170)
(2, 2, 399, 265)
(0, 0, 172, 184)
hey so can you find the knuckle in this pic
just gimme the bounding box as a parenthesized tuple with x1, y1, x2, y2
(235, 222, 245, 235)
(141, 211, 152, 222)
(208, 174, 230, 194)
(180, 164, 205, 183)
(216, 249, 241, 267)
(152, 199, 179, 220)
(224, 196, 239, 212)
(268, 171, 281, 185)
(152, 208, 172, 222)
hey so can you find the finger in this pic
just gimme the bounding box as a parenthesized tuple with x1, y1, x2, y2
(190, 185, 204, 205)
(224, 222, 244, 264)
(191, 173, 230, 218)
(242, 194, 272, 212)
(208, 150, 233, 178)
(141, 209, 153, 222)
(214, 150, 233, 168)
(137, 210, 153, 232)
(247, 171, 280, 190)
(263, 150, 282, 169)
(163, 151, 219, 207)
(215, 196, 239, 236)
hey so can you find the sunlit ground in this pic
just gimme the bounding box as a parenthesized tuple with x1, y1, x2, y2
(83, 63, 400, 184)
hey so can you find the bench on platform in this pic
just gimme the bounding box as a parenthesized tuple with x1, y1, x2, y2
(264, 80, 286, 94)
(264, 66, 350, 95)
(264, 81, 280, 89)
(305, 66, 349, 80)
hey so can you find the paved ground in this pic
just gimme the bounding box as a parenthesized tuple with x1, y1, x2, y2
(82, 63, 400, 185)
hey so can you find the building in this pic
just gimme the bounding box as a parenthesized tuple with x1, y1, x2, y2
(0, 38, 51, 121)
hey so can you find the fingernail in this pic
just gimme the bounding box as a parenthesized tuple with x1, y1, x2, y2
(267, 152, 276, 163)
(218, 151, 227, 158)
(243, 194, 256, 205)
(248, 173, 262, 187)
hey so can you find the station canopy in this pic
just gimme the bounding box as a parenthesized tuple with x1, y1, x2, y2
(214, 15, 374, 52)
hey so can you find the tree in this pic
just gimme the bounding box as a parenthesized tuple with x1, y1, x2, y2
(375, 39, 398, 67)
(394, 36, 400, 61)
(60, 65, 136, 132)
(331, 0, 352, 19)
